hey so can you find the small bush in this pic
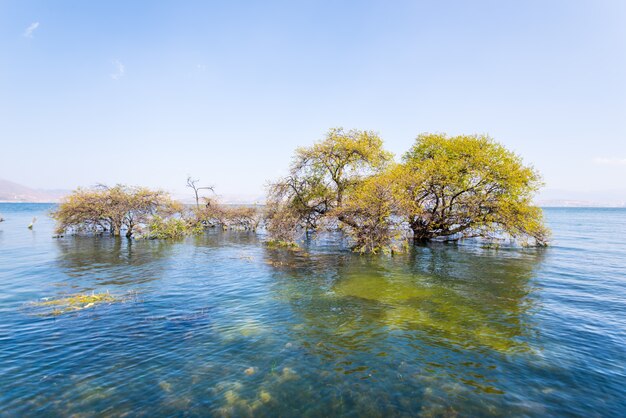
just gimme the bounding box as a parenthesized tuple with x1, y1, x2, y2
(145, 216, 203, 240)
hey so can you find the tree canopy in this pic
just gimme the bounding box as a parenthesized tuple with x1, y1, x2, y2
(266, 128, 392, 240)
(397, 133, 549, 245)
(53, 184, 263, 240)
(267, 130, 549, 251)
(52, 185, 181, 237)
(52, 129, 549, 252)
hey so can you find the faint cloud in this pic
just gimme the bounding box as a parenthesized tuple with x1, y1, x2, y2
(23, 22, 40, 38)
(110, 60, 125, 80)
(196, 64, 206, 72)
(593, 157, 626, 166)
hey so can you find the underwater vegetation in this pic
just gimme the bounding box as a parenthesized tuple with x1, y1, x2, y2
(30, 291, 131, 316)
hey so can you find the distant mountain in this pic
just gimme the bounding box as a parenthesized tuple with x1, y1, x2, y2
(537, 189, 626, 208)
(0, 179, 68, 203)
(2, 178, 623, 207)
(538, 199, 626, 208)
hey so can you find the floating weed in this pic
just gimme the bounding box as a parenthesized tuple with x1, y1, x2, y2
(31, 291, 131, 316)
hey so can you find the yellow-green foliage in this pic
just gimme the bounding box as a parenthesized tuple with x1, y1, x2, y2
(293, 128, 393, 194)
(54, 130, 549, 251)
(265, 239, 301, 249)
(336, 172, 406, 254)
(266, 127, 392, 240)
(267, 130, 549, 251)
(399, 133, 549, 245)
(52, 184, 183, 238)
(146, 216, 203, 240)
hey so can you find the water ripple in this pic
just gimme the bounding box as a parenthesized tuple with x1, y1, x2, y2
(0, 205, 625, 416)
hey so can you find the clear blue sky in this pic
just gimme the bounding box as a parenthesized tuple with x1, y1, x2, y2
(1, 0, 625, 201)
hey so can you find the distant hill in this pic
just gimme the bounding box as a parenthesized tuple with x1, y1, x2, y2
(0, 179, 68, 203)
(0, 179, 265, 204)
(2, 178, 623, 207)
(538, 199, 626, 208)
(537, 189, 626, 208)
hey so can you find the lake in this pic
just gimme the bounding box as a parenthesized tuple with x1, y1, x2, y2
(0, 204, 624, 417)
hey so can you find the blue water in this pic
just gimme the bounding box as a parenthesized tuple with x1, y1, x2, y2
(0, 204, 625, 417)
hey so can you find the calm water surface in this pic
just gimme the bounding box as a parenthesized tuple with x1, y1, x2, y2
(0, 204, 625, 417)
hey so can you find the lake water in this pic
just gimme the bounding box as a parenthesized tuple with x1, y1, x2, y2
(0, 204, 624, 417)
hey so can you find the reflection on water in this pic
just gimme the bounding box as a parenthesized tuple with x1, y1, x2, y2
(190, 229, 263, 248)
(55, 237, 175, 287)
(267, 247, 543, 352)
(0, 204, 625, 417)
(262, 245, 544, 414)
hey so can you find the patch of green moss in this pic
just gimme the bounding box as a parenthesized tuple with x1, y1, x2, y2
(265, 239, 300, 249)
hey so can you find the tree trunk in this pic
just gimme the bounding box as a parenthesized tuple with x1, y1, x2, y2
(410, 222, 433, 243)
(412, 231, 432, 243)
(111, 218, 122, 236)
(337, 214, 359, 229)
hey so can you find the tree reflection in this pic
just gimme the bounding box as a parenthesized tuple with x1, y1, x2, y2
(190, 229, 261, 249)
(55, 236, 175, 287)
(264, 245, 544, 355)
(262, 244, 545, 412)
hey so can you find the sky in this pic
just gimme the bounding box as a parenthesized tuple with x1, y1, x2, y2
(1, 0, 625, 202)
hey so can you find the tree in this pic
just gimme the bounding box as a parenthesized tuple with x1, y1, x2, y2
(218, 206, 263, 231)
(190, 195, 263, 232)
(186, 177, 215, 210)
(264, 200, 303, 244)
(335, 170, 406, 253)
(397, 133, 549, 245)
(266, 127, 392, 243)
(52, 185, 182, 238)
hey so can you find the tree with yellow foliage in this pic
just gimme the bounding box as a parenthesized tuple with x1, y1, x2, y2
(396, 133, 549, 245)
(52, 185, 182, 238)
(266, 128, 392, 242)
(269, 130, 549, 251)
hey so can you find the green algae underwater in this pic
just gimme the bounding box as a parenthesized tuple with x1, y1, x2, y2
(1, 204, 625, 417)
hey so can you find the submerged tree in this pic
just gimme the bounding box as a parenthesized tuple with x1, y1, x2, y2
(397, 133, 549, 245)
(52, 130, 549, 250)
(264, 200, 303, 244)
(335, 170, 406, 253)
(218, 205, 263, 231)
(266, 127, 392, 243)
(52, 185, 182, 237)
(266, 130, 549, 251)
(194, 199, 262, 231)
